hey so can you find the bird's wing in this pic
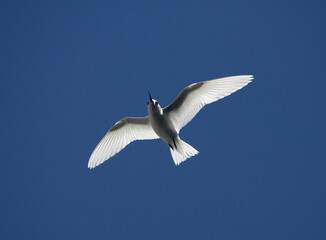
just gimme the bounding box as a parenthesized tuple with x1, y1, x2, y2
(88, 117, 159, 168)
(164, 75, 253, 132)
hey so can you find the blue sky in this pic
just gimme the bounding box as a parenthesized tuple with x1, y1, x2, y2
(1, 0, 325, 239)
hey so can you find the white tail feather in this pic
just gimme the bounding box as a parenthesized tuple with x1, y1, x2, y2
(170, 138, 199, 165)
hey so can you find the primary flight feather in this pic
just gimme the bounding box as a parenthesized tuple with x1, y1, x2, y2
(88, 75, 253, 168)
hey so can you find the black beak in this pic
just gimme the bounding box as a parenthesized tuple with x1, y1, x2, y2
(148, 91, 153, 102)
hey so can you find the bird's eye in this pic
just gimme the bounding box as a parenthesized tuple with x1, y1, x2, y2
(155, 102, 158, 105)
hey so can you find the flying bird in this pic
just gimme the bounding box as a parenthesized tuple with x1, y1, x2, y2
(88, 75, 253, 168)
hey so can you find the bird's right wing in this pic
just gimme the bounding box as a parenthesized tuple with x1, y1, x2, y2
(88, 117, 159, 168)
(164, 75, 253, 132)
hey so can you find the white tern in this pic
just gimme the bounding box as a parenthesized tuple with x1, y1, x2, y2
(88, 75, 253, 168)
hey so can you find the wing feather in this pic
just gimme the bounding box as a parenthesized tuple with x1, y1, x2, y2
(88, 117, 159, 168)
(164, 75, 253, 132)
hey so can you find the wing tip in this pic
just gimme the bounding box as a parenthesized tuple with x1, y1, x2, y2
(235, 75, 254, 86)
(237, 74, 254, 81)
(213, 75, 254, 84)
(88, 154, 104, 169)
(87, 160, 96, 169)
(88, 163, 95, 169)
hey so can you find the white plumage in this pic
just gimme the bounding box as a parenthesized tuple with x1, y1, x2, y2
(88, 75, 253, 168)
(88, 117, 158, 168)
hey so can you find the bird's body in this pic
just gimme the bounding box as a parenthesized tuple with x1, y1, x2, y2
(147, 98, 177, 148)
(88, 75, 253, 168)
(147, 96, 199, 164)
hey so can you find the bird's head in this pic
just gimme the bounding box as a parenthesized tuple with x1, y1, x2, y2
(147, 91, 163, 115)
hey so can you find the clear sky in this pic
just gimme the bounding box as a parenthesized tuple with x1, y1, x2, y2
(1, 0, 326, 239)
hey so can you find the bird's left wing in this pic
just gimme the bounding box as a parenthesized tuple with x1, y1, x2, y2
(88, 117, 159, 168)
(164, 75, 253, 132)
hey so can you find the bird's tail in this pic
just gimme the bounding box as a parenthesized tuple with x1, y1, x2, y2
(170, 138, 199, 165)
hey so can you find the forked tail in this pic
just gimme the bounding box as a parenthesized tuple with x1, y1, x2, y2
(170, 138, 199, 165)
